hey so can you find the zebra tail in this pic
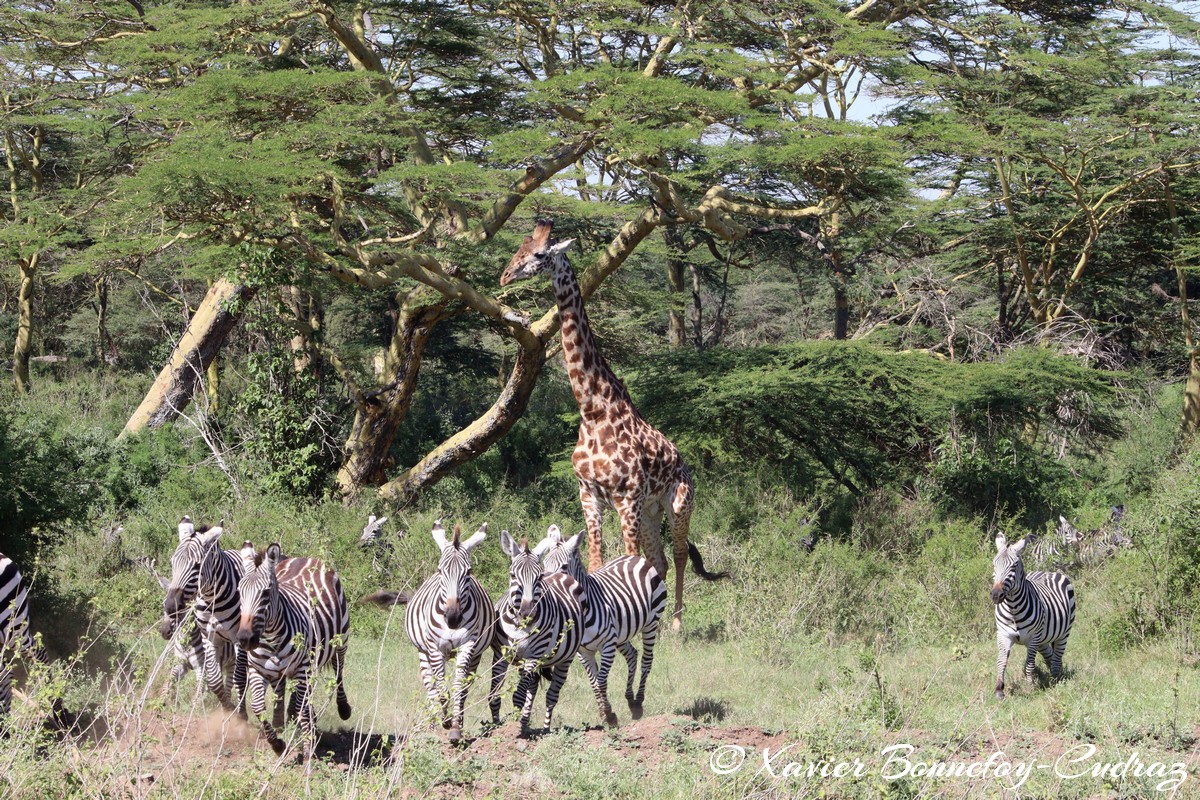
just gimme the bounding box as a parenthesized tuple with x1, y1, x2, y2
(687, 542, 730, 581)
(359, 590, 411, 606)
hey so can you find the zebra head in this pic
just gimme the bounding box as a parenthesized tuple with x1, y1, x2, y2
(991, 533, 1027, 604)
(161, 518, 223, 638)
(236, 542, 282, 648)
(501, 529, 553, 623)
(431, 520, 487, 630)
(537, 525, 586, 582)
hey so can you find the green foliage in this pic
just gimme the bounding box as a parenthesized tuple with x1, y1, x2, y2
(634, 342, 1121, 524)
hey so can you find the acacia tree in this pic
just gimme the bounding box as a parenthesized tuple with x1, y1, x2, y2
(36, 0, 922, 503)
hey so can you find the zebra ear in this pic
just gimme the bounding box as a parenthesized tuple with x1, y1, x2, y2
(239, 541, 257, 573)
(564, 531, 582, 554)
(462, 523, 487, 552)
(178, 515, 195, 542)
(1011, 538, 1026, 555)
(532, 537, 553, 559)
(200, 526, 224, 548)
(500, 530, 518, 558)
(431, 520, 449, 551)
(546, 524, 562, 542)
(265, 543, 282, 569)
(995, 533, 1007, 552)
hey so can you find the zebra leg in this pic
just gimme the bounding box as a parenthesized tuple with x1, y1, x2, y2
(517, 664, 540, 735)
(543, 663, 572, 731)
(1024, 639, 1040, 685)
(232, 646, 248, 719)
(333, 644, 352, 721)
(1050, 641, 1067, 680)
(576, 647, 617, 726)
(202, 637, 233, 709)
(488, 648, 510, 725)
(272, 679, 288, 729)
(0, 663, 11, 722)
(291, 672, 316, 762)
(995, 632, 1014, 699)
(634, 622, 660, 712)
(247, 670, 284, 755)
(448, 641, 480, 744)
(426, 652, 451, 729)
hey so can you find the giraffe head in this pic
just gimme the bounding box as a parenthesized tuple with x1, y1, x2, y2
(500, 219, 575, 286)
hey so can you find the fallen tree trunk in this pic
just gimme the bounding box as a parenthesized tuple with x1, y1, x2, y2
(121, 277, 255, 436)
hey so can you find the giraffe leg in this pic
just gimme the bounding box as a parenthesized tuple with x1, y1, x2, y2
(614, 495, 649, 565)
(667, 481, 693, 630)
(580, 482, 608, 571)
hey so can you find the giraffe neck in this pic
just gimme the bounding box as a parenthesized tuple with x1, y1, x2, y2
(550, 254, 634, 422)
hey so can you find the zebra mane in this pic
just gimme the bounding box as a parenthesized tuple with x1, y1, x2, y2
(452, 523, 462, 546)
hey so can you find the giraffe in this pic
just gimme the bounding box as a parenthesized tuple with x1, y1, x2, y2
(500, 219, 727, 629)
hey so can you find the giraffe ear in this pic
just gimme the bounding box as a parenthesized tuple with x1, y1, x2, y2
(548, 238, 574, 255)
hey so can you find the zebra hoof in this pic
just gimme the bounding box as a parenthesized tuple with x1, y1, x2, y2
(671, 617, 682, 633)
(269, 737, 286, 756)
(337, 700, 352, 721)
(448, 727, 462, 744)
(628, 701, 644, 720)
(995, 690, 1005, 700)
(604, 711, 619, 727)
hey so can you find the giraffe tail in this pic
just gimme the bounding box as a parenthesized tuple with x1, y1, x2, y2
(687, 542, 730, 581)
(359, 590, 411, 606)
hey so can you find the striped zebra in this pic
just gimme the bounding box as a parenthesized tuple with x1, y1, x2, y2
(0, 552, 46, 722)
(236, 542, 351, 758)
(140, 551, 206, 702)
(991, 533, 1076, 699)
(161, 516, 247, 713)
(489, 530, 584, 735)
(364, 520, 494, 744)
(538, 525, 666, 724)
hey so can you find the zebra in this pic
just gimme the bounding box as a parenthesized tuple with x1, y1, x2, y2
(0, 552, 47, 722)
(489, 530, 584, 735)
(236, 542, 351, 758)
(991, 532, 1076, 699)
(138, 550, 206, 702)
(363, 520, 494, 744)
(537, 525, 666, 724)
(161, 516, 247, 713)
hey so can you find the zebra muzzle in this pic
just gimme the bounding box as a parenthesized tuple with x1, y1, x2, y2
(990, 583, 1005, 604)
(158, 615, 176, 640)
(444, 599, 463, 629)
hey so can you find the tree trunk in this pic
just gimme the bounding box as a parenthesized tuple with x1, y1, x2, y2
(376, 339, 547, 507)
(664, 228, 686, 348)
(95, 274, 119, 366)
(336, 286, 451, 497)
(282, 285, 323, 374)
(121, 277, 254, 436)
(12, 252, 37, 394)
(1165, 171, 1200, 439)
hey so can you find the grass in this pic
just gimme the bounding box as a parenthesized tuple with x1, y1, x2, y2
(3, 552, 1196, 799)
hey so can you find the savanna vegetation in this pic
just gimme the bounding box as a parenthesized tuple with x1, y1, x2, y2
(3, 0, 1200, 797)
